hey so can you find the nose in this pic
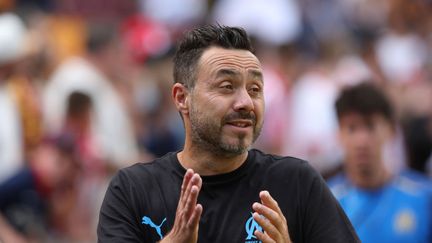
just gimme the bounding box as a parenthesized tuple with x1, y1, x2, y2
(354, 129, 372, 149)
(233, 88, 254, 112)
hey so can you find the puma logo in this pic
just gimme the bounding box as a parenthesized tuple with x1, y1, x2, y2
(142, 216, 167, 239)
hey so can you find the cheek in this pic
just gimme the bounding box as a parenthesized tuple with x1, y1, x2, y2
(338, 132, 353, 148)
(196, 93, 227, 110)
(370, 128, 390, 147)
(254, 101, 265, 119)
(192, 101, 224, 124)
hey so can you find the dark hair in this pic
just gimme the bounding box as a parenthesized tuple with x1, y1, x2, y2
(173, 24, 253, 89)
(66, 91, 93, 118)
(335, 82, 394, 123)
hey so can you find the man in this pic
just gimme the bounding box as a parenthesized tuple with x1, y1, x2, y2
(97, 25, 359, 243)
(329, 83, 432, 242)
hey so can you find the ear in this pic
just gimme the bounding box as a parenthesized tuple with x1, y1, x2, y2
(172, 83, 190, 116)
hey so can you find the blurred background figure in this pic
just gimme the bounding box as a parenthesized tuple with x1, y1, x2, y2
(281, 46, 343, 173)
(43, 22, 139, 169)
(0, 135, 80, 243)
(0, 0, 431, 241)
(0, 12, 26, 184)
(0, 11, 43, 184)
(328, 83, 431, 242)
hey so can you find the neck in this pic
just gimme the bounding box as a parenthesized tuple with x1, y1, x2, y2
(348, 162, 392, 189)
(178, 140, 248, 176)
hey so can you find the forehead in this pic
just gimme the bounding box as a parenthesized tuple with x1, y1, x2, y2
(198, 46, 262, 74)
(339, 112, 391, 127)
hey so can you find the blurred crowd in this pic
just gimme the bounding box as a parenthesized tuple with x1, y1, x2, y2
(0, 0, 431, 242)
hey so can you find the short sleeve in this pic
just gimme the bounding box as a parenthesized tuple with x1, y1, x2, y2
(97, 170, 144, 243)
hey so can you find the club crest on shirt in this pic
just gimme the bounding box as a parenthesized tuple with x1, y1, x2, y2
(245, 212, 263, 243)
(393, 209, 416, 234)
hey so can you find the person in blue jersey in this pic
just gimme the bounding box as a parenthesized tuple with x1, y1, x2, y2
(328, 82, 432, 243)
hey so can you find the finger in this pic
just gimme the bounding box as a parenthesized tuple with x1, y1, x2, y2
(259, 191, 290, 241)
(179, 169, 194, 206)
(187, 203, 203, 228)
(252, 202, 283, 232)
(194, 173, 203, 191)
(255, 229, 276, 243)
(253, 212, 280, 240)
(260, 191, 284, 218)
(181, 173, 200, 207)
(184, 176, 202, 219)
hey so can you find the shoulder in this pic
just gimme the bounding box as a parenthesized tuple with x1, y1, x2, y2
(398, 170, 432, 189)
(327, 173, 350, 199)
(250, 149, 321, 183)
(110, 152, 177, 187)
(393, 171, 432, 198)
(251, 148, 310, 170)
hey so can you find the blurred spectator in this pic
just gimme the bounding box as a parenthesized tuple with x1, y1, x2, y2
(329, 83, 432, 242)
(0, 135, 80, 242)
(0, 12, 43, 183)
(48, 92, 106, 242)
(282, 46, 343, 173)
(43, 22, 139, 168)
(119, 13, 186, 158)
(62, 91, 105, 178)
(132, 55, 185, 158)
(284, 71, 341, 172)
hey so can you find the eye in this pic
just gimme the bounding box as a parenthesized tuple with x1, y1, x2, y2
(222, 84, 233, 89)
(219, 81, 234, 91)
(248, 84, 262, 96)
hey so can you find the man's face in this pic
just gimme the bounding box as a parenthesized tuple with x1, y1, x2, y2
(338, 113, 394, 180)
(31, 144, 79, 189)
(187, 47, 264, 156)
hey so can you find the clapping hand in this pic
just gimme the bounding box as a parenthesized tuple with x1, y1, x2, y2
(252, 191, 292, 243)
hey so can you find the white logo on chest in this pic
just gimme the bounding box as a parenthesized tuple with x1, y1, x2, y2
(393, 209, 416, 234)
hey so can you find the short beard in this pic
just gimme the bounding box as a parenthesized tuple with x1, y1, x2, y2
(189, 104, 262, 157)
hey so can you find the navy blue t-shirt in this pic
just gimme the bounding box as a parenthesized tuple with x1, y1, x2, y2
(0, 168, 47, 235)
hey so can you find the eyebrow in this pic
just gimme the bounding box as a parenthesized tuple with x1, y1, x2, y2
(249, 70, 263, 81)
(215, 68, 263, 81)
(215, 68, 240, 78)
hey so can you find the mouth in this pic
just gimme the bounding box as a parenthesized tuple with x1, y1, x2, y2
(225, 120, 253, 128)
